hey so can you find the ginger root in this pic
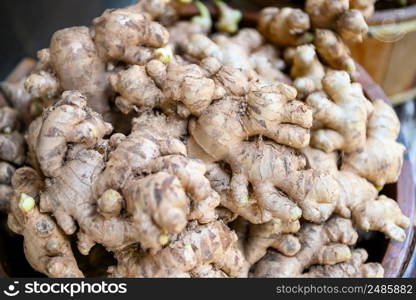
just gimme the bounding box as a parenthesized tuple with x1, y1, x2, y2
(25, 27, 111, 116)
(245, 220, 301, 264)
(350, 0, 376, 19)
(305, 0, 368, 42)
(314, 29, 357, 75)
(304, 249, 384, 277)
(306, 70, 372, 153)
(0, 107, 25, 165)
(0, 162, 15, 212)
(91, 4, 169, 64)
(342, 99, 405, 187)
(7, 167, 83, 278)
(108, 221, 249, 278)
(252, 217, 362, 277)
(36, 111, 219, 255)
(183, 29, 290, 84)
(215, 0, 242, 34)
(5, 0, 408, 279)
(258, 7, 312, 47)
(288, 44, 325, 97)
(302, 147, 410, 241)
(33, 91, 112, 178)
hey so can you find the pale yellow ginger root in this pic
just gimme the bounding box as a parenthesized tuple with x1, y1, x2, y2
(252, 217, 359, 277)
(167, 17, 210, 52)
(192, 1, 213, 32)
(110, 56, 249, 116)
(183, 29, 290, 84)
(7, 167, 83, 278)
(157, 60, 226, 117)
(200, 159, 278, 224)
(289, 44, 325, 97)
(305, 0, 368, 42)
(1, 79, 38, 126)
(220, 141, 338, 223)
(303, 249, 384, 277)
(50, 27, 110, 116)
(92, 113, 187, 199)
(108, 221, 249, 278)
(91, 3, 170, 65)
(1, 58, 37, 124)
(190, 132, 339, 224)
(258, 7, 312, 47)
(187, 80, 340, 224)
(109, 65, 168, 114)
(337, 9, 368, 42)
(250, 44, 290, 84)
(314, 29, 356, 74)
(24, 27, 112, 116)
(245, 219, 301, 264)
(302, 147, 410, 241)
(350, 0, 376, 20)
(37, 111, 219, 255)
(0, 162, 15, 212)
(343, 99, 406, 187)
(190, 81, 312, 152)
(306, 70, 372, 153)
(34, 91, 113, 178)
(39, 148, 106, 236)
(109, 58, 223, 116)
(129, 0, 177, 21)
(24, 56, 60, 100)
(189, 265, 229, 278)
(0, 107, 25, 165)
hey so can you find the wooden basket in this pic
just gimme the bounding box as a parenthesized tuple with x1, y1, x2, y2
(0, 7, 415, 276)
(348, 5, 416, 105)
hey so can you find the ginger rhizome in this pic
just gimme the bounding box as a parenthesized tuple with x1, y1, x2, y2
(0, 106, 25, 212)
(302, 147, 410, 242)
(4, 0, 408, 279)
(252, 217, 382, 277)
(182, 29, 290, 84)
(342, 99, 405, 187)
(30, 95, 220, 255)
(287, 44, 325, 97)
(0, 107, 25, 166)
(108, 221, 248, 278)
(313, 29, 357, 74)
(0, 162, 15, 212)
(23, 1, 176, 118)
(186, 80, 341, 224)
(24, 27, 111, 117)
(306, 70, 372, 153)
(8, 167, 83, 277)
(258, 7, 312, 47)
(305, 0, 368, 42)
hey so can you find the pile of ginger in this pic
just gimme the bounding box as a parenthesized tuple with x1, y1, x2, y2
(0, 0, 411, 278)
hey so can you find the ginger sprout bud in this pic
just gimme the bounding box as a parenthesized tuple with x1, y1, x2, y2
(155, 46, 174, 64)
(192, 1, 212, 31)
(240, 196, 249, 204)
(215, 1, 242, 34)
(97, 189, 123, 219)
(3, 127, 12, 134)
(159, 234, 170, 245)
(19, 193, 35, 213)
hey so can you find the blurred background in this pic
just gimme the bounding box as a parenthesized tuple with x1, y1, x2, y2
(0, 0, 134, 79)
